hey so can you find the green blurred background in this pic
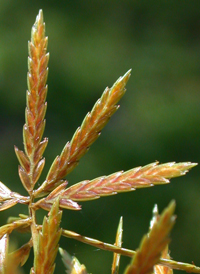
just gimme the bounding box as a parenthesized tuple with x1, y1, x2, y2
(0, 1, 200, 273)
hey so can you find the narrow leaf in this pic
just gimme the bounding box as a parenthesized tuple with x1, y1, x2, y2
(124, 201, 176, 274)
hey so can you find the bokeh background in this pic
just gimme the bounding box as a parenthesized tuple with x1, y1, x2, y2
(0, 1, 200, 273)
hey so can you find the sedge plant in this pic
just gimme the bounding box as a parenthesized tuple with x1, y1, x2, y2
(0, 10, 199, 274)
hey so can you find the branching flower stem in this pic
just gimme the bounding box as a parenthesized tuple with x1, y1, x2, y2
(2, 216, 199, 274)
(0, 9, 199, 273)
(60, 228, 200, 273)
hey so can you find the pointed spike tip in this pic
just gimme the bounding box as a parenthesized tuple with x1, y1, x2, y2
(58, 247, 64, 256)
(126, 68, 132, 75)
(115, 69, 131, 85)
(153, 204, 158, 215)
(117, 216, 123, 235)
(176, 162, 197, 176)
(165, 200, 176, 217)
(181, 162, 198, 170)
(169, 199, 176, 209)
(188, 162, 198, 168)
(112, 69, 131, 96)
(34, 9, 44, 29)
(37, 9, 43, 22)
(120, 69, 132, 83)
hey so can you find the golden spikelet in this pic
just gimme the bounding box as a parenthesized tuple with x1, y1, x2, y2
(32, 198, 62, 274)
(124, 201, 176, 274)
(34, 161, 196, 211)
(15, 9, 49, 192)
(35, 69, 131, 197)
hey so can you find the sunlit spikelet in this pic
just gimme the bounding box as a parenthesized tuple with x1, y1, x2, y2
(151, 205, 173, 274)
(124, 201, 176, 274)
(34, 161, 196, 210)
(35, 69, 131, 197)
(15, 9, 49, 192)
(61, 162, 196, 201)
(33, 198, 62, 274)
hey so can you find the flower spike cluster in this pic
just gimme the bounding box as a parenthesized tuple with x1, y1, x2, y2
(15, 9, 49, 193)
(0, 9, 199, 274)
(124, 201, 176, 274)
(34, 69, 131, 198)
(34, 161, 196, 211)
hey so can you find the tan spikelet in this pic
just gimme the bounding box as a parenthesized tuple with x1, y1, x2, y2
(61, 162, 196, 201)
(33, 198, 62, 274)
(35, 69, 131, 197)
(15, 9, 49, 192)
(34, 161, 196, 210)
(124, 201, 176, 274)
